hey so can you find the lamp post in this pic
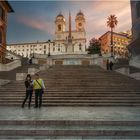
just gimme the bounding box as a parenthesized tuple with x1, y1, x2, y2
(33, 45, 35, 58)
(48, 39, 51, 57)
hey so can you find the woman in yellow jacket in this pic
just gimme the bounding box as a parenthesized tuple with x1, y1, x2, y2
(33, 73, 45, 108)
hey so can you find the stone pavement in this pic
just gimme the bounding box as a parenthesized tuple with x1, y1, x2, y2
(0, 106, 140, 121)
(0, 107, 140, 139)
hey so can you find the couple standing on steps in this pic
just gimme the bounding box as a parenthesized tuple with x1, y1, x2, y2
(106, 59, 114, 70)
(22, 73, 45, 108)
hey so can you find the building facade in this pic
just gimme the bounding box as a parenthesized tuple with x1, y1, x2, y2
(0, 1, 14, 63)
(7, 11, 87, 58)
(128, 1, 140, 57)
(7, 41, 55, 59)
(131, 1, 140, 40)
(99, 31, 131, 58)
(54, 12, 86, 54)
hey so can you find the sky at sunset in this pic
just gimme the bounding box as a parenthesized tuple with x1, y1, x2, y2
(7, 0, 131, 44)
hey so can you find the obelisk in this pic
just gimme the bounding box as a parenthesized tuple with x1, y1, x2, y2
(67, 12, 73, 53)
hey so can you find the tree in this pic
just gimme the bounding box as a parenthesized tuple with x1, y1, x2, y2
(87, 38, 101, 54)
(107, 14, 118, 57)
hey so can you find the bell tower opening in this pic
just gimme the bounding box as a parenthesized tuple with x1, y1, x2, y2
(58, 24, 62, 31)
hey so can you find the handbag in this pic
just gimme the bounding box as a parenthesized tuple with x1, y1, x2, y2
(35, 80, 44, 94)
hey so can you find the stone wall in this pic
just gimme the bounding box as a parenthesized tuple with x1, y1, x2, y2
(0, 79, 10, 86)
(0, 60, 21, 71)
(129, 55, 140, 69)
(31, 54, 108, 69)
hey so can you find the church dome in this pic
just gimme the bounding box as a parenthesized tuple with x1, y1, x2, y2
(56, 13, 64, 18)
(56, 13, 65, 22)
(75, 11, 85, 22)
(76, 11, 84, 17)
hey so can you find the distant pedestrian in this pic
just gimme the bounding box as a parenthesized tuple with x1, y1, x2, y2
(22, 74, 33, 108)
(106, 59, 109, 70)
(109, 61, 114, 70)
(33, 74, 45, 108)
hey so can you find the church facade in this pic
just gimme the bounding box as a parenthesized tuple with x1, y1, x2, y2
(7, 11, 87, 59)
(54, 11, 86, 54)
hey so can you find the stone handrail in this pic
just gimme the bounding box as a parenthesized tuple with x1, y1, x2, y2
(0, 59, 21, 71)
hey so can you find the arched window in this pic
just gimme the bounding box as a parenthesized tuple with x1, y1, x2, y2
(58, 24, 61, 31)
(44, 45, 46, 49)
(136, 1, 140, 18)
(58, 44, 60, 51)
(53, 47, 55, 52)
(79, 43, 82, 51)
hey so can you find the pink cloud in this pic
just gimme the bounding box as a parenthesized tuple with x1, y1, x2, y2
(17, 15, 54, 35)
(83, 0, 131, 41)
(16, 0, 131, 44)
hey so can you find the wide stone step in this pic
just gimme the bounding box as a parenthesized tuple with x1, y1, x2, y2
(4, 85, 139, 88)
(0, 89, 140, 94)
(1, 128, 140, 137)
(0, 101, 140, 107)
(0, 120, 140, 125)
(3, 82, 139, 84)
(1, 124, 140, 131)
(1, 136, 140, 139)
(4, 88, 139, 90)
(5, 81, 139, 83)
(0, 95, 140, 101)
(0, 120, 140, 137)
(0, 99, 140, 103)
(1, 96, 140, 100)
(4, 86, 139, 89)
(0, 92, 140, 95)
(1, 88, 140, 91)
(3, 81, 139, 85)
(2, 85, 140, 88)
(3, 93, 138, 97)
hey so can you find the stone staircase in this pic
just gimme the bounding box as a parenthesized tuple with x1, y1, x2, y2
(113, 58, 129, 70)
(0, 65, 140, 139)
(0, 65, 140, 106)
(0, 120, 140, 139)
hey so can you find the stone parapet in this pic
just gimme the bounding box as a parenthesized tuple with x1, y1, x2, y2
(16, 73, 27, 81)
(0, 79, 10, 86)
(28, 68, 40, 75)
(0, 60, 21, 71)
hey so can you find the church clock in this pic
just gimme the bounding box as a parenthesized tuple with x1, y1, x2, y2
(78, 23, 82, 27)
